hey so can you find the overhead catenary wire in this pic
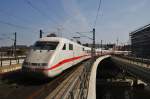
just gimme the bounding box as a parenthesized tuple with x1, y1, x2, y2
(0, 20, 32, 30)
(41, 0, 76, 36)
(41, 0, 72, 24)
(24, 0, 71, 37)
(24, 0, 60, 26)
(76, 32, 93, 40)
(0, 8, 39, 32)
(41, 0, 89, 36)
(24, 0, 48, 18)
(41, 0, 67, 27)
(24, 0, 80, 37)
(0, 1, 63, 33)
(93, 0, 102, 28)
(0, 9, 31, 24)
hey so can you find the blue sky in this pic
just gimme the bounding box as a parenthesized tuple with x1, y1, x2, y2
(0, 0, 150, 46)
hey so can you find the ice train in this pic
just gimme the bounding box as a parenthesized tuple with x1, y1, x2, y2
(22, 36, 91, 77)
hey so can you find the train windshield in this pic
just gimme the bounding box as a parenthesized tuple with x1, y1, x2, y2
(34, 41, 59, 50)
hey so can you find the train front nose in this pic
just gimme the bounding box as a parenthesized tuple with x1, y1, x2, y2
(22, 63, 49, 78)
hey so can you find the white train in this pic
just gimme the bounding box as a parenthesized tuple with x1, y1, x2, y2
(22, 36, 91, 78)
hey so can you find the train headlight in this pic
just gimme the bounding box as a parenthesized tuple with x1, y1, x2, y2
(41, 63, 48, 66)
(32, 63, 48, 66)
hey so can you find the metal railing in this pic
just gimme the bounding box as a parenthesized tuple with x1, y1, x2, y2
(112, 55, 150, 71)
(0, 56, 26, 67)
(113, 54, 150, 65)
(61, 59, 93, 99)
(111, 55, 150, 84)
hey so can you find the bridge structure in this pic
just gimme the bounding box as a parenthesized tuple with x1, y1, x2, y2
(51, 55, 150, 99)
(45, 55, 150, 99)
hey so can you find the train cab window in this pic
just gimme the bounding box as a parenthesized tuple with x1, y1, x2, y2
(34, 41, 59, 50)
(62, 44, 66, 50)
(69, 44, 73, 50)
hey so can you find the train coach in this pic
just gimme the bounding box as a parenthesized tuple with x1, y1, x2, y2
(22, 36, 91, 78)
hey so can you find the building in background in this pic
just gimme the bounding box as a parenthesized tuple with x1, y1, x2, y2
(0, 45, 30, 56)
(130, 24, 150, 59)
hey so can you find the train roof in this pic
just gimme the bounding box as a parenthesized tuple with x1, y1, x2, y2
(38, 37, 88, 48)
(39, 37, 78, 44)
(39, 37, 64, 42)
(36, 37, 92, 50)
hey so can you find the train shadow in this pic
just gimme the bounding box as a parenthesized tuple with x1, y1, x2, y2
(0, 71, 55, 86)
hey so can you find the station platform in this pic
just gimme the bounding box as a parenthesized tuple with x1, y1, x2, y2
(0, 64, 21, 74)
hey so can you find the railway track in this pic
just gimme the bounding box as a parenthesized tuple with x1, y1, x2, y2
(46, 63, 84, 99)
(0, 60, 87, 99)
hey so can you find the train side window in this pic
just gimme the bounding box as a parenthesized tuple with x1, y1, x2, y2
(69, 44, 73, 50)
(63, 44, 66, 50)
(83, 48, 84, 51)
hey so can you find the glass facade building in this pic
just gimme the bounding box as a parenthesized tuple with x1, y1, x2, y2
(130, 24, 150, 59)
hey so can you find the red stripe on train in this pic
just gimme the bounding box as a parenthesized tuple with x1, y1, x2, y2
(42, 55, 89, 71)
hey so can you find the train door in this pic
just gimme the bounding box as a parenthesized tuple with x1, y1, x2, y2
(60, 43, 71, 70)
(69, 43, 74, 65)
